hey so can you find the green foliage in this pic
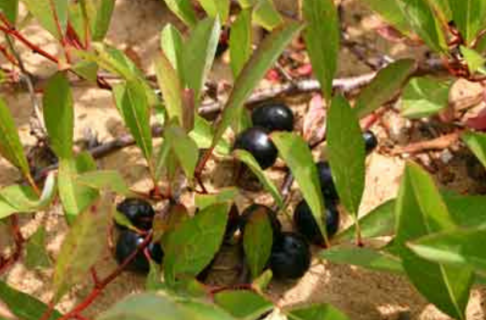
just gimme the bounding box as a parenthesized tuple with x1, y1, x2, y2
(230, 9, 252, 78)
(161, 0, 197, 28)
(214, 290, 273, 319)
(401, 77, 452, 118)
(21, 0, 68, 40)
(0, 0, 18, 23)
(25, 227, 52, 269)
(288, 303, 350, 320)
(253, 0, 283, 31)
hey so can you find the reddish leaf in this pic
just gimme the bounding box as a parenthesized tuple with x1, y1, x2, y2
(303, 93, 327, 145)
(466, 107, 486, 131)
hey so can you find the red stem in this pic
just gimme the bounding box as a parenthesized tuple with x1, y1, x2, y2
(0, 215, 25, 275)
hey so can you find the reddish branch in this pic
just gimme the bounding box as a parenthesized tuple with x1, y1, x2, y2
(0, 215, 25, 275)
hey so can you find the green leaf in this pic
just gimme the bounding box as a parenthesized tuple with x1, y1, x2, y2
(243, 207, 273, 278)
(303, 0, 339, 101)
(58, 152, 99, 224)
(271, 132, 327, 241)
(443, 190, 486, 228)
(189, 115, 231, 155)
(214, 290, 273, 319)
(355, 59, 416, 118)
(287, 303, 350, 320)
(320, 246, 404, 273)
(72, 61, 99, 82)
(195, 187, 238, 210)
(401, 77, 452, 118)
(460, 46, 486, 74)
(183, 17, 221, 101)
(233, 149, 284, 207)
(196, 0, 230, 22)
(0, 281, 62, 320)
(361, 0, 412, 35)
(146, 261, 164, 291)
(75, 170, 134, 196)
(462, 131, 486, 168)
(0, 97, 30, 178)
(165, 123, 199, 178)
(238, 0, 257, 8)
(161, 24, 185, 75)
(43, 72, 74, 159)
(230, 9, 252, 78)
(177, 299, 236, 320)
(91, 0, 115, 41)
(162, 0, 197, 28)
(213, 21, 303, 146)
(394, 162, 473, 320)
(0, 0, 18, 23)
(113, 80, 153, 162)
(164, 203, 230, 285)
(252, 269, 272, 292)
(22, 0, 68, 40)
(25, 227, 52, 269)
(327, 95, 365, 216)
(53, 193, 112, 300)
(253, 0, 283, 31)
(449, 0, 486, 45)
(409, 228, 486, 275)
(155, 52, 184, 126)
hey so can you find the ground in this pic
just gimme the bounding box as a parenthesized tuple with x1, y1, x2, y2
(1, 0, 486, 319)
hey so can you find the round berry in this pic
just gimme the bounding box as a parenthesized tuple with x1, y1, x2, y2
(233, 127, 278, 170)
(293, 200, 340, 245)
(363, 130, 378, 154)
(239, 204, 282, 238)
(116, 198, 155, 231)
(269, 232, 311, 280)
(115, 231, 163, 273)
(316, 161, 339, 202)
(251, 103, 294, 132)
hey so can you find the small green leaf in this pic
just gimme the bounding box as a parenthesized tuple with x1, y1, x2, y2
(253, 0, 283, 31)
(72, 61, 99, 82)
(195, 187, 238, 210)
(43, 72, 74, 159)
(233, 149, 283, 207)
(449, 0, 486, 45)
(53, 193, 112, 301)
(113, 80, 153, 162)
(214, 290, 273, 319)
(75, 170, 134, 196)
(155, 52, 184, 126)
(196, 0, 230, 22)
(0, 0, 18, 23)
(303, 0, 339, 101)
(165, 123, 199, 178)
(91, 0, 115, 41)
(162, 0, 197, 28)
(243, 208, 273, 278)
(287, 303, 350, 320)
(189, 115, 231, 155)
(177, 299, 236, 320)
(0, 281, 62, 320)
(161, 24, 185, 75)
(164, 203, 230, 285)
(252, 269, 272, 292)
(22, 0, 68, 40)
(271, 132, 326, 241)
(462, 131, 486, 168)
(355, 59, 416, 118)
(25, 227, 52, 269)
(361, 0, 412, 35)
(460, 46, 486, 74)
(0, 97, 30, 178)
(146, 261, 164, 291)
(212, 21, 303, 147)
(327, 95, 365, 216)
(401, 77, 452, 118)
(443, 190, 486, 229)
(230, 9, 252, 78)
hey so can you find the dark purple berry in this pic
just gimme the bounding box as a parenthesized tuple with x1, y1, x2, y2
(239, 204, 281, 238)
(363, 130, 378, 154)
(269, 232, 310, 280)
(115, 231, 164, 273)
(293, 200, 340, 245)
(233, 127, 278, 170)
(316, 161, 339, 202)
(252, 103, 294, 132)
(116, 198, 155, 231)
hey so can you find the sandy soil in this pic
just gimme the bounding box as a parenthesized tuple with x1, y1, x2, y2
(1, 0, 486, 319)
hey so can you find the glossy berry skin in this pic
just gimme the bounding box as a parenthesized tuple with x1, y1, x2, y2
(316, 161, 339, 202)
(233, 127, 278, 170)
(251, 103, 294, 132)
(293, 200, 339, 245)
(239, 204, 282, 238)
(269, 232, 311, 280)
(116, 198, 155, 231)
(115, 231, 164, 273)
(363, 130, 378, 154)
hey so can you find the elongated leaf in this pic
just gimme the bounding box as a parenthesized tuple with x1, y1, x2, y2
(183, 17, 221, 101)
(443, 190, 486, 228)
(0, 0, 18, 23)
(0, 281, 61, 320)
(195, 187, 238, 210)
(75, 170, 134, 196)
(361, 0, 412, 35)
(212, 21, 303, 147)
(53, 193, 112, 300)
(72, 61, 99, 82)
(25, 227, 52, 269)
(461, 46, 486, 74)
(162, 0, 197, 28)
(0, 98, 30, 178)
(161, 24, 185, 75)
(449, 0, 486, 45)
(401, 77, 452, 119)
(196, 0, 230, 22)
(287, 303, 350, 320)
(91, 0, 115, 41)
(327, 95, 365, 216)
(409, 228, 486, 275)
(113, 80, 153, 162)
(355, 59, 416, 118)
(177, 299, 236, 320)
(189, 115, 231, 155)
(320, 246, 403, 273)
(164, 203, 230, 284)
(395, 162, 473, 320)
(243, 208, 273, 278)
(253, 0, 283, 31)
(165, 124, 199, 178)
(43, 72, 74, 159)
(155, 52, 184, 126)
(233, 149, 284, 207)
(271, 132, 327, 240)
(230, 9, 252, 78)
(303, 0, 339, 101)
(462, 131, 486, 168)
(214, 290, 273, 319)
(22, 0, 68, 40)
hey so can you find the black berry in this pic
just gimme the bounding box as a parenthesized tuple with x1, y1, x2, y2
(116, 198, 155, 230)
(269, 232, 311, 280)
(239, 204, 282, 238)
(233, 127, 278, 170)
(316, 161, 339, 202)
(363, 130, 378, 154)
(115, 231, 164, 273)
(293, 200, 340, 245)
(251, 103, 294, 132)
